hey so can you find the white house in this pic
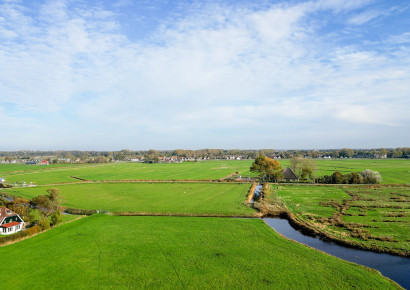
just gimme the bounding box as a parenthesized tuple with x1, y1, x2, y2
(0, 177, 5, 183)
(0, 207, 24, 235)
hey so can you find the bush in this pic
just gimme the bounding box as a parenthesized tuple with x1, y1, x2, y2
(38, 216, 50, 230)
(315, 170, 381, 184)
(64, 208, 97, 215)
(360, 169, 382, 184)
(25, 225, 42, 235)
(0, 225, 42, 245)
(51, 210, 63, 226)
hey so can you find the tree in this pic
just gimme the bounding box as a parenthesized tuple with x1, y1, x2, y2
(345, 172, 362, 184)
(290, 157, 316, 179)
(7, 197, 30, 221)
(144, 149, 160, 163)
(290, 156, 302, 173)
(38, 215, 50, 230)
(31, 188, 61, 217)
(331, 171, 344, 184)
(340, 148, 354, 158)
(300, 166, 313, 181)
(250, 155, 282, 182)
(50, 208, 63, 226)
(360, 169, 382, 184)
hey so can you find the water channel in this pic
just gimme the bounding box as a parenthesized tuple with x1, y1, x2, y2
(264, 218, 410, 289)
(251, 184, 410, 288)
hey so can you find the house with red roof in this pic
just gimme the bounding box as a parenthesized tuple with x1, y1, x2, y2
(0, 207, 24, 235)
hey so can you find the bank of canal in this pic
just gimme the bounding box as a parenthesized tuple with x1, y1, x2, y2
(264, 217, 410, 289)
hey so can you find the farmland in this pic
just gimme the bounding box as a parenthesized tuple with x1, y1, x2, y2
(0, 158, 408, 288)
(0, 160, 256, 185)
(268, 184, 410, 255)
(1, 159, 408, 185)
(0, 214, 399, 289)
(6, 183, 256, 216)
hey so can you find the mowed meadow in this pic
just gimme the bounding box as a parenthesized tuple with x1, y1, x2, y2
(0, 159, 408, 288)
(0, 215, 400, 289)
(0, 160, 256, 184)
(7, 183, 256, 216)
(1, 159, 408, 185)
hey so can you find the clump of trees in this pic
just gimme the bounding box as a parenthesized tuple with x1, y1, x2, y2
(315, 169, 382, 184)
(290, 157, 316, 181)
(250, 155, 282, 182)
(1, 188, 64, 233)
(30, 188, 63, 228)
(144, 149, 160, 163)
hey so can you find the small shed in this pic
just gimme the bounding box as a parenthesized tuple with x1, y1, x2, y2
(282, 168, 299, 181)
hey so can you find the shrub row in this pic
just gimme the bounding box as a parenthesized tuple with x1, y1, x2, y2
(64, 208, 97, 215)
(0, 225, 42, 246)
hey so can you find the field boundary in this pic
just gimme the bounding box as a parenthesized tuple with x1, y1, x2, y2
(17, 179, 254, 187)
(111, 211, 260, 218)
(62, 208, 261, 218)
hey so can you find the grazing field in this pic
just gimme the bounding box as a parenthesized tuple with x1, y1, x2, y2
(277, 158, 410, 184)
(0, 163, 88, 174)
(0, 160, 256, 185)
(5, 183, 256, 216)
(271, 185, 410, 255)
(0, 214, 399, 289)
(0, 159, 408, 185)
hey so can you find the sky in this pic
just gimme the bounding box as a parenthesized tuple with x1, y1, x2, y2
(0, 0, 409, 150)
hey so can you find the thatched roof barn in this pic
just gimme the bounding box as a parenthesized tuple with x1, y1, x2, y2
(282, 168, 299, 181)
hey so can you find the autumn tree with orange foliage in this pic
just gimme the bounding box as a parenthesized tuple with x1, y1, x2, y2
(250, 155, 283, 182)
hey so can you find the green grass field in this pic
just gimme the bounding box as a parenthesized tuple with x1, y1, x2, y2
(5, 182, 256, 216)
(0, 160, 256, 185)
(0, 214, 399, 289)
(0, 163, 88, 174)
(1, 159, 408, 185)
(271, 185, 410, 254)
(278, 158, 410, 184)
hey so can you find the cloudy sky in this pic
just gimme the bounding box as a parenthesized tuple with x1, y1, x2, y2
(1, 0, 409, 150)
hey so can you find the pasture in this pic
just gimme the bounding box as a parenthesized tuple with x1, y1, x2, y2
(0, 159, 408, 185)
(272, 185, 410, 254)
(277, 158, 409, 184)
(5, 182, 256, 216)
(0, 160, 256, 185)
(0, 214, 399, 289)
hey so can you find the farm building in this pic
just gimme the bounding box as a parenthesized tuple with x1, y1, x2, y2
(282, 168, 299, 181)
(0, 207, 24, 235)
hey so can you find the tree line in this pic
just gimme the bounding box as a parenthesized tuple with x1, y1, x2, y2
(250, 155, 382, 184)
(0, 147, 408, 161)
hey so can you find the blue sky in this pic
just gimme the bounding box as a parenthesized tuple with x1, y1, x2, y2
(0, 0, 409, 150)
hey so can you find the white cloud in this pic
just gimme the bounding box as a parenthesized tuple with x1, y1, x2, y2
(0, 0, 409, 149)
